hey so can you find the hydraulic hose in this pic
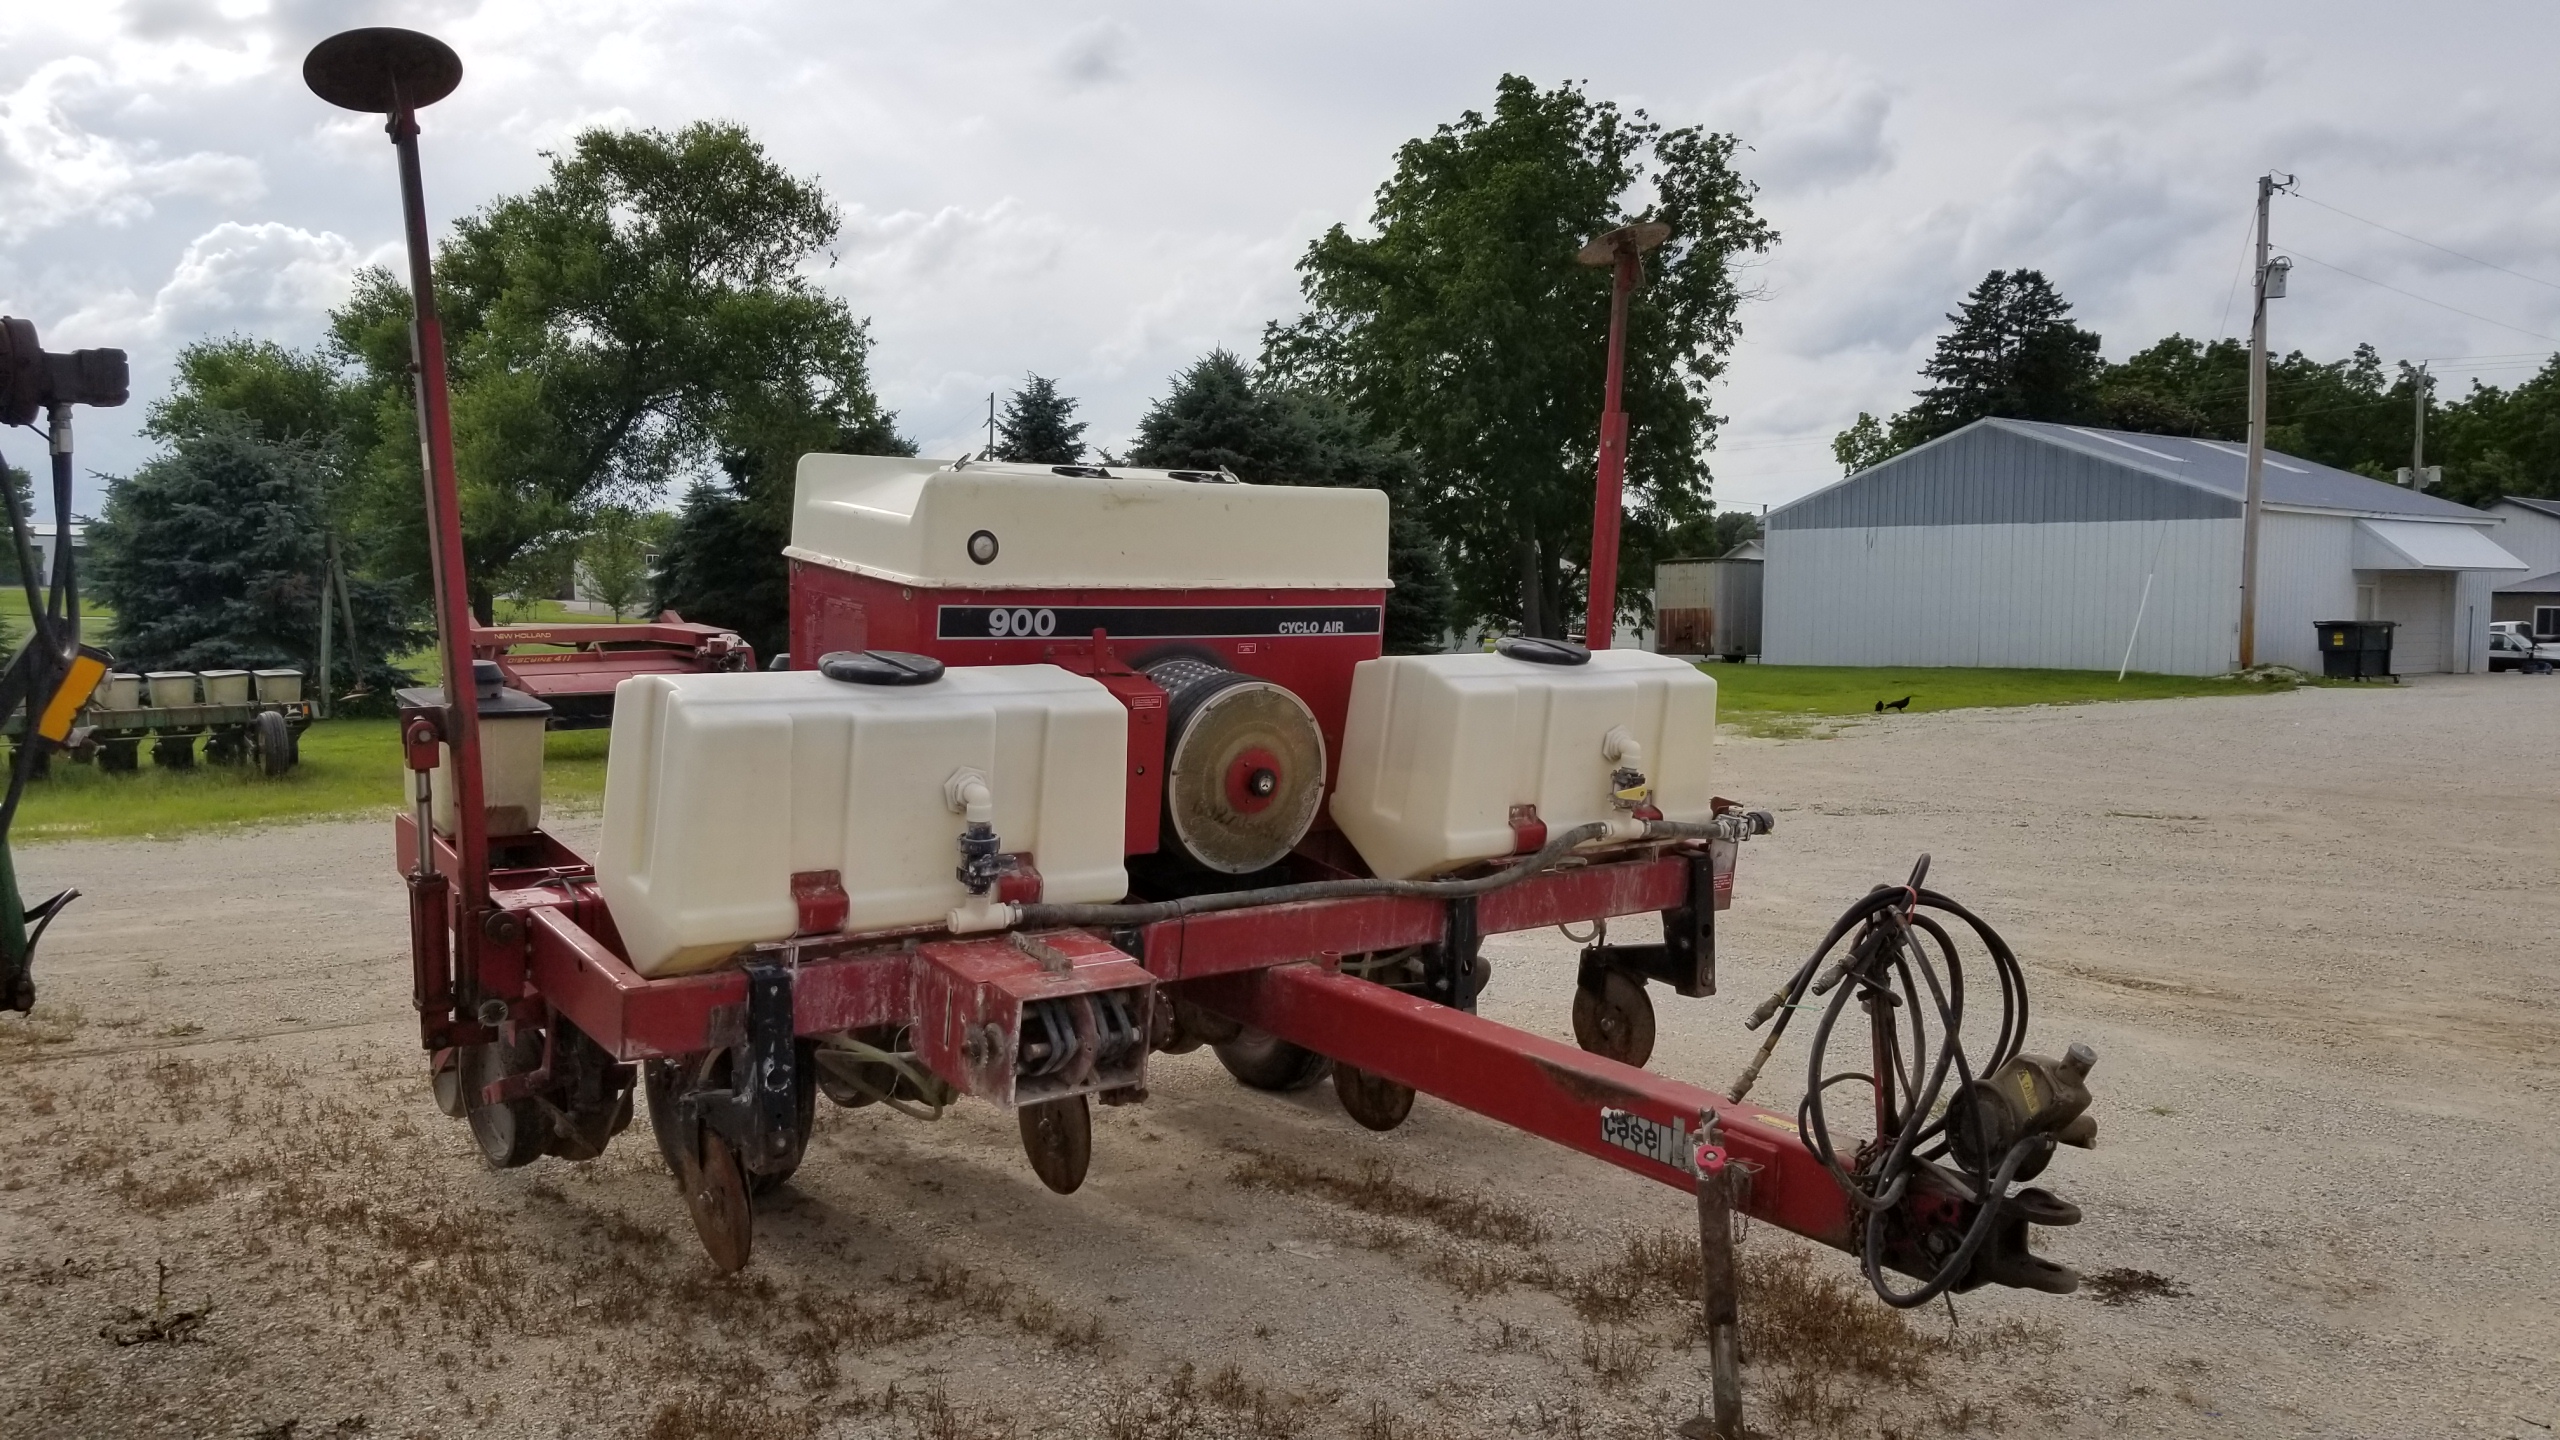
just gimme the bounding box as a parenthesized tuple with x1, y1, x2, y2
(1008, 815, 1769, 930)
(1739, 856, 2034, 1308)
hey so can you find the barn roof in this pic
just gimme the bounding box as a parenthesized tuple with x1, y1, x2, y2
(1769, 418, 2491, 531)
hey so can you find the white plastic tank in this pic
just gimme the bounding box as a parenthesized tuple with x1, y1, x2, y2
(145, 672, 197, 708)
(1330, 645, 1717, 880)
(199, 670, 252, 705)
(98, 674, 143, 711)
(253, 669, 303, 703)
(599, 660, 1130, 977)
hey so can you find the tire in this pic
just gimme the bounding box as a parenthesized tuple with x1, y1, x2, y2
(255, 711, 294, 777)
(1213, 1028, 1332, 1091)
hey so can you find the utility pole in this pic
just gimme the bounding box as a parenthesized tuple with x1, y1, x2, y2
(986, 392, 997, 458)
(2238, 171, 2294, 670)
(2398, 364, 2437, 488)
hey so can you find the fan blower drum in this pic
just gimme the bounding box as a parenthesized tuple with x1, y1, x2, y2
(1146, 659, 1326, 874)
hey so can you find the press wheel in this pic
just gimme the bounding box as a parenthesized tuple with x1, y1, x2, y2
(1213, 1028, 1332, 1091)
(1572, 969, 1656, 1068)
(678, 1128, 755, 1274)
(1018, 1094, 1092, 1194)
(1333, 1064, 1416, 1132)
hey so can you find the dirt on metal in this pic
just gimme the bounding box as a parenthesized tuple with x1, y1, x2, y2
(2, 673, 2554, 1437)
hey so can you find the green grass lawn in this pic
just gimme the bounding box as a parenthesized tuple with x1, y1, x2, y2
(13, 719, 609, 843)
(0, 590, 114, 649)
(1710, 664, 2298, 736)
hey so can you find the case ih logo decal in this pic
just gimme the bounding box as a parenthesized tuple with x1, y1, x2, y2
(938, 605, 1382, 641)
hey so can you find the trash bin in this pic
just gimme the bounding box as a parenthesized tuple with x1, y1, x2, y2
(2314, 620, 2396, 681)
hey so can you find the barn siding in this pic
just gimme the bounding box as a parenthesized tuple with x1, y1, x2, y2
(2253, 510, 2357, 672)
(1762, 519, 2239, 674)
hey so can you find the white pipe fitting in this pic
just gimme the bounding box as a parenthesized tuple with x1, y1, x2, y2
(943, 767, 994, 826)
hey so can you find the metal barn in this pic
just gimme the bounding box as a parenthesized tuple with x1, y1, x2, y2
(1762, 420, 2526, 675)
(1652, 539, 1762, 660)
(2488, 498, 2560, 638)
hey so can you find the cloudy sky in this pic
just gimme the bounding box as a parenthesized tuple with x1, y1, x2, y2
(6, 0, 2558, 523)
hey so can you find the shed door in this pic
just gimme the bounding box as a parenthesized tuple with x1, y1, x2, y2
(2376, 572, 2452, 673)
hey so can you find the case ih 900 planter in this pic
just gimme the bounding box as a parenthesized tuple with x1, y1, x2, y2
(307, 28, 2102, 1432)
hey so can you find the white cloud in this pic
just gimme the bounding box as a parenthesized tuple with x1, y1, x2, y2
(0, 57, 262, 230)
(1709, 54, 1895, 194)
(5, 0, 2558, 520)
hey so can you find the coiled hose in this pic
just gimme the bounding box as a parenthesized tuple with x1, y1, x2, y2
(1733, 855, 2035, 1308)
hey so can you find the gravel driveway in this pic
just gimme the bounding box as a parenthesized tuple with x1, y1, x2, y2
(3, 673, 2553, 1439)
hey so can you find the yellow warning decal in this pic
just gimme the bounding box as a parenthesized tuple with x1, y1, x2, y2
(37, 648, 110, 743)
(1751, 1113, 1799, 1133)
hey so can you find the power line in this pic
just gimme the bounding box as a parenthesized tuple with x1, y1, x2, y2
(2283, 249, 2560, 344)
(2291, 190, 2560, 295)
(2214, 208, 2255, 340)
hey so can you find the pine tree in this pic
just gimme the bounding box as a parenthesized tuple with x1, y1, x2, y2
(1129, 351, 1454, 651)
(1893, 269, 2102, 448)
(88, 418, 421, 688)
(995, 375, 1089, 464)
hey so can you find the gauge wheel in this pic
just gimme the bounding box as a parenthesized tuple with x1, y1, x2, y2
(1333, 1064, 1417, 1132)
(1571, 968, 1657, 1068)
(1213, 1028, 1332, 1091)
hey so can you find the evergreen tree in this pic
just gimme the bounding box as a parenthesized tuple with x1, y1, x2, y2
(1893, 269, 2102, 448)
(652, 411, 911, 658)
(88, 418, 420, 687)
(1129, 351, 1454, 651)
(995, 375, 1088, 464)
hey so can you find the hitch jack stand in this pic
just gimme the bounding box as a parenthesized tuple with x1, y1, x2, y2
(1683, 1124, 1748, 1440)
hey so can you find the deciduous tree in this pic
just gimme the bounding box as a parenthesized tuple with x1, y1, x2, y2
(1265, 76, 1774, 636)
(330, 121, 903, 622)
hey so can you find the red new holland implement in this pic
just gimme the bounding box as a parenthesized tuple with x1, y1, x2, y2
(472, 616, 754, 729)
(311, 27, 2100, 1431)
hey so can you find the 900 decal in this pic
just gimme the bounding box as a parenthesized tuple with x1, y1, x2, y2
(938, 604, 1382, 641)
(980, 606, 1060, 638)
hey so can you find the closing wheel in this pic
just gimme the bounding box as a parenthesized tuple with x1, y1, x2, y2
(1572, 969, 1657, 1068)
(1213, 1028, 1332, 1091)
(678, 1127, 756, 1274)
(255, 710, 295, 777)
(460, 1030, 548, 1169)
(1333, 1064, 1416, 1132)
(1018, 1094, 1092, 1194)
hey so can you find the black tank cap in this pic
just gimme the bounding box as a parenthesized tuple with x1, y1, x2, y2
(1494, 636, 1590, 666)
(818, 650, 946, 686)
